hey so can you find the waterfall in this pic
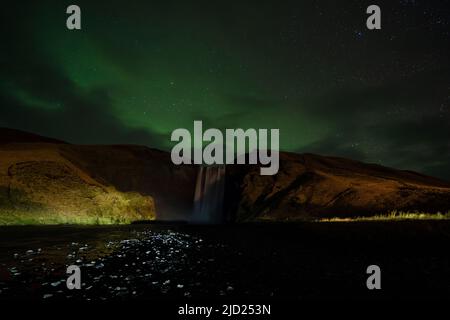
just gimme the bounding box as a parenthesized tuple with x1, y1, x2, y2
(192, 165, 226, 223)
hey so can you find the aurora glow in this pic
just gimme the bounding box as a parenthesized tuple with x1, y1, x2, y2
(1, 0, 449, 179)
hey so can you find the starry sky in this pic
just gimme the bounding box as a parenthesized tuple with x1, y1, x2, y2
(1, 0, 449, 179)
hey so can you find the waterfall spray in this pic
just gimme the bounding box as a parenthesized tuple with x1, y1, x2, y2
(192, 165, 226, 223)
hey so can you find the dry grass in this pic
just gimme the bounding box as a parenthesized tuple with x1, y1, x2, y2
(0, 209, 133, 225)
(316, 210, 450, 222)
(254, 210, 450, 223)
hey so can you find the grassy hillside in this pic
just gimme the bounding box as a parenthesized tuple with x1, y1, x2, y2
(0, 143, 155, 225)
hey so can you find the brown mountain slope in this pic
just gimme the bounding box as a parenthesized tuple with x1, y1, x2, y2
(226, 152, 450, 221)
(0, 143, 155, 225)
(1, 128, 450, 223)
(0, 126, 197, 223)
(56, 144, 197, 220)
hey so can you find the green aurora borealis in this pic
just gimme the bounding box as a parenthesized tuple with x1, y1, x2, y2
(1, 1, 450, 179)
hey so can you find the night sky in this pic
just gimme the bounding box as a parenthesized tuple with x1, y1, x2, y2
(1, 1, 449, 179)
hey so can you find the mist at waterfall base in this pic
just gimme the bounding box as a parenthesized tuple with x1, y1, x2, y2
(192, 165, 226, 224)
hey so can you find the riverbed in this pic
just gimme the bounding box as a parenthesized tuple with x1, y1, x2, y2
(0, 221, 449, 300)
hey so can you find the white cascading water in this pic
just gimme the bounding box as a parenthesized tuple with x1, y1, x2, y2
(192, 165, 226, 223)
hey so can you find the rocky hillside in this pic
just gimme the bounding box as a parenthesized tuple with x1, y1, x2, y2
(56, 144, 197, 221)
(226, 152, 450, 221)
(1, 128, 450, 224)
(0, 131, 156, 225)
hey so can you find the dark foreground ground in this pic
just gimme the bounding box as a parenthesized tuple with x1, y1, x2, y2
(0, 221, 449, 301)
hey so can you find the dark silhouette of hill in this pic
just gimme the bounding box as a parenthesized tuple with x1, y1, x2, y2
(0, 128, 66, 144)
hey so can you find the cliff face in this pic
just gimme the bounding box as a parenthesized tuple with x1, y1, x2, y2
(226, 152, 450, 221)
(57, 144, 197, 221)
